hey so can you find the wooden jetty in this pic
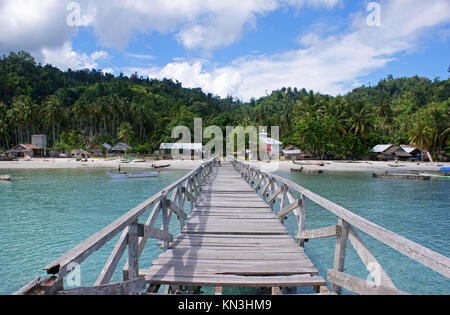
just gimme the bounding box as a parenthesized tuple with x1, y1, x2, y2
(14, 158, 450, 295)
(372, 173, 431, 180)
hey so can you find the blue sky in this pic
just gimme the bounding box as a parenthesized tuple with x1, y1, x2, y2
(1, 0, 449, 100)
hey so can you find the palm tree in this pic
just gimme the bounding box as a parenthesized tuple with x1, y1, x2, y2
(409, 120, 433, 162)
(428, 107, 449, 160)
(117, 122, 133, 158)
(346, 101, 375, 139)
(41, 95, 63, 146)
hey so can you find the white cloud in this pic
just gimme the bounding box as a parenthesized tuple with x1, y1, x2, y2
(125, 0, 450, 100)
(42, 42, 108, 70)
(0, 0, 75, 57)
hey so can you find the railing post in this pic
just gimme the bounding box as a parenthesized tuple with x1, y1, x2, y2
(161, 196, 170, 251)
(332, 218, 350, 294)
(127, 220, 139, 281)
(297, 194, 308, 247)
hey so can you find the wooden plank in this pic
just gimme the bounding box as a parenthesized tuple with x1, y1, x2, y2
(327, 270, 409, 295)
(151, 257, 312, 266)
(95, 228, 128, 286)
(267, 185, 284, 204)
(168, 199, 188, 221)
(157, 251, 308, 260)
(145, 274, 326, 288)
(12, 277, 41, 296)
(57, 278, 147, 296)
(347, 226, 397, 289)
(138, 224, 174, 243)
(142, 265, 318, 276)
(278, 199, 301, 218)
(296, 225, 340, 241)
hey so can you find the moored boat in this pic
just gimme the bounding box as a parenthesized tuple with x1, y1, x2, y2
(419, 167, 450, 180)
(418, 173, 450, 180)
(107, 172, 159, 179)
(0, 175, 12, 181)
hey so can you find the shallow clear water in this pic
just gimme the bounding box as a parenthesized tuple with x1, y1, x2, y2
(275, 170, 450, 295)
(0, 168, 448, 295)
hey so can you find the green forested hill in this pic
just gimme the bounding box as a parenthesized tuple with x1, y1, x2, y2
(0, 51, 448, 160)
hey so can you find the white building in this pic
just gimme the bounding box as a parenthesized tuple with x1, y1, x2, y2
(259, 132, 282, 156)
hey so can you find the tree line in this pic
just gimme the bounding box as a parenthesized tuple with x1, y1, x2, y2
(0, 51, 448, 160)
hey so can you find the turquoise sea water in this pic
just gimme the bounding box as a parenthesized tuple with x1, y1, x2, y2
(0, 168, 448, 295)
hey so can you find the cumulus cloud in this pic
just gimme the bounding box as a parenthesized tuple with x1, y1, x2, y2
(41, 42, 108, 71)
(0, 0, 75, 56)
(128, 0, 450, 100)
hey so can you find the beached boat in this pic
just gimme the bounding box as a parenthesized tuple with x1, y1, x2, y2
(419, 167, 450, 180)
(120, 158, 137, 163)
(107, 172, 159, 179)
(151, 163, 171, 169)
(0, 175, 12, 181)
(388, 163, 406, 167)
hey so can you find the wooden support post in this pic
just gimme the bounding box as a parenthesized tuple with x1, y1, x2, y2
(127, 220, 139, 281)
(332, 218, 349, 295)
(161, 197, 170, 251)
(271, 287, 282, 295)
(297, 194, 308, 247)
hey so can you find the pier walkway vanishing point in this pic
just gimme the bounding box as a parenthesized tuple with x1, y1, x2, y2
(14, 158, 450, 295)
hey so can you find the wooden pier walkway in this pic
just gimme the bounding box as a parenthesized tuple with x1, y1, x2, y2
(140, 162, 326, 292)
(14, 157, 450, 295)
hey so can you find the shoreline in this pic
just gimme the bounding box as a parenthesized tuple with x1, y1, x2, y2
(0, 158, 449, 174)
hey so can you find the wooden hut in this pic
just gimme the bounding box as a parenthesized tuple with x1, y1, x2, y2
(70, 149, 90, 161)
(7, 144, 39, 158)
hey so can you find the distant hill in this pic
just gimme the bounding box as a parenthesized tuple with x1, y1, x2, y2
(1, 51, 448, 160)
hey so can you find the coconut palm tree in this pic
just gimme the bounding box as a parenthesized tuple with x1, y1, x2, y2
(41, 95, 63, 146)
(409, 120, 433, 162)
(117, 122, 133, 158)
(346, 101, 375, 139)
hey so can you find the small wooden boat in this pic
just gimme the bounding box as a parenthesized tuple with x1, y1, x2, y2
(372, 173, 430, 180)
(419, 173, 450, 180)
(419, 167, 450, 180)
(0, 175, 12, 181)
(151, 163, 171, 169)
(291, 168, 324, 174)
(388, 164, 406, 168)
(107, 172, 159, 179)
(120, 158, 137, 163)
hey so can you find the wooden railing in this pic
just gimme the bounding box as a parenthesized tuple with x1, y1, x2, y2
(229, 157, 450, 295)
(13, 158, 217, 295)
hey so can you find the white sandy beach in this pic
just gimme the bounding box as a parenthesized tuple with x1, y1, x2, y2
(0, 157, 448, 174)
(0, 158, 203, 170)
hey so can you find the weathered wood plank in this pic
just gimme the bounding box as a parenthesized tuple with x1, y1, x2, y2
(138, 224, 174, 243)
(347, 226, 397, 289)
(95, 228, 128, 286)
(12, 277, 41, 296)
(57, 278, 147, 296)
(145, 274, 326, 288)
(327, 270, 409, 295)
(296, 225, 341, 241)
(278, 199, 301, 218)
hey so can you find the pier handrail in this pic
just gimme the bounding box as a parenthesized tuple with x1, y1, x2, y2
(14, 158, 217, 295)
(229, 156, 450, 295)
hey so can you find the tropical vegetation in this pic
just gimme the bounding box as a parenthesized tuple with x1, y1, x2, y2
(0, 51, 448, 160)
